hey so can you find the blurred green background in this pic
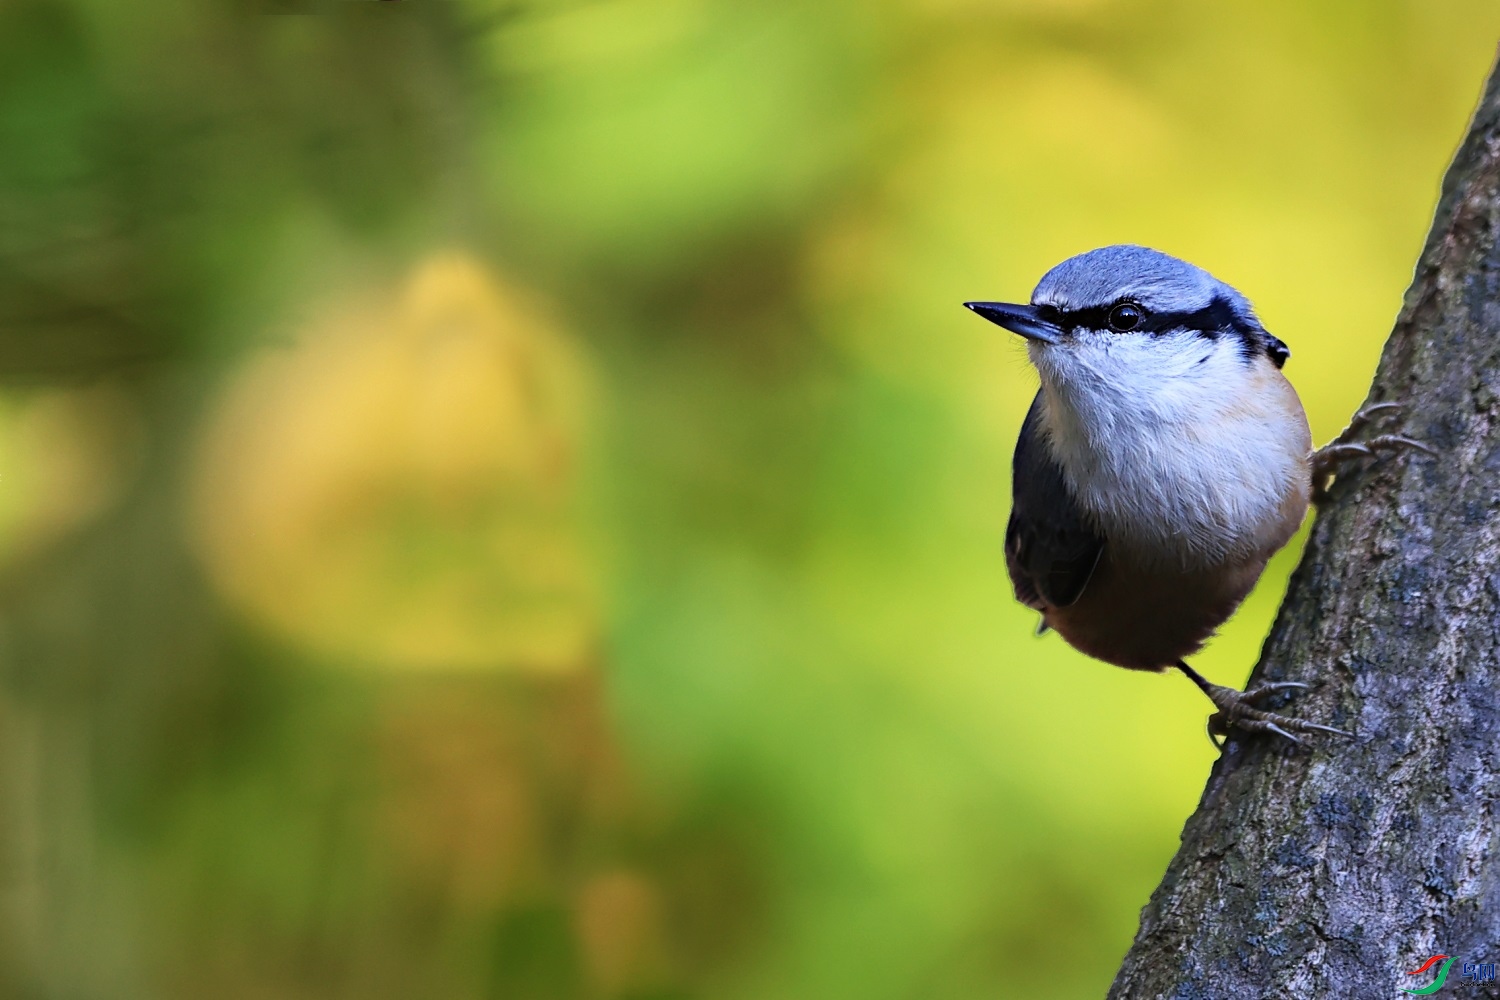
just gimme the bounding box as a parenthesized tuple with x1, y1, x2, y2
(0, 2, 1494, 998)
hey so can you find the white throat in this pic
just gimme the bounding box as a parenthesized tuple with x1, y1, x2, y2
(1030, 331, 1311, 569)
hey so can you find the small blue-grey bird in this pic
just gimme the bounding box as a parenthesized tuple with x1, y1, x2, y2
(965, 245, 1430, 744)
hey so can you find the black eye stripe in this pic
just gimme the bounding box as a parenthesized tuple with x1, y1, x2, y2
(1038, 295, 1289, 369)
(1048, 297, 1241, 335)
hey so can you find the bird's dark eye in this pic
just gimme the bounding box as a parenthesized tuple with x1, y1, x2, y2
(1108, 303, 1143, 332)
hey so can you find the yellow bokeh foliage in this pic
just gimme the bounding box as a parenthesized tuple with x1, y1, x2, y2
(192, 253, 597, 672)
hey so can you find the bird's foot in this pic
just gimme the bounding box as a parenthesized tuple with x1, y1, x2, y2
(1175, 662, 1353, 748)
(1311, 402, 1435, 504)
(1202, 681, 1354, 749)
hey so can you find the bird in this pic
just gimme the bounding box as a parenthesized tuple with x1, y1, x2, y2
(964, 245, 1431, 745)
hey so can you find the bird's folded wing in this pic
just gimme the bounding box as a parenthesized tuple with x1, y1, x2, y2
(1005, 390, 1104, 609)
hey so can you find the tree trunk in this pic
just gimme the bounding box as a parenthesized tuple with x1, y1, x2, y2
(1107, 51, 1500, 1000)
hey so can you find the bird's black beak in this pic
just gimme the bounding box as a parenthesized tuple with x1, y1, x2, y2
(962, 301, 1062, 344)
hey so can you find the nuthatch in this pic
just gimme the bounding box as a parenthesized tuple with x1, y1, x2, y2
(965, 245, 1431, 745)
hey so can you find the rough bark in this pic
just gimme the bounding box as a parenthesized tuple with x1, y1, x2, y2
(1107, 53, 1500, 1000)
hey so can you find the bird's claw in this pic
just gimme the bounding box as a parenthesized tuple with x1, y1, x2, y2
(1239, 680, 1310, 704)
(1203, 681, 1354, 749)
(1364, 433, 1437, 457)
(1341, 400, 1403, 437)
(1311, 402, 1432, 503)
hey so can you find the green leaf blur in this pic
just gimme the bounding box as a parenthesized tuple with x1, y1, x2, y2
(0, 2, 1493, 998)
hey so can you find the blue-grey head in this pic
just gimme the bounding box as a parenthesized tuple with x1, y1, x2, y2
(963, 245, 1289, 369)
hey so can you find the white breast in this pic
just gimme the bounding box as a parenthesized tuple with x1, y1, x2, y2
(1030, 331, 1312, 570)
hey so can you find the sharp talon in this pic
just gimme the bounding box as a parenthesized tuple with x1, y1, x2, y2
(1342, 402, 1403, 438)
(1175, 662, 1346, 746)
(1260, 722, 1303, 745)
(1334, 406, 1387, 443)
(1369, 434, 1437, 456)
(1294, 722, 1355, 738)
(1356, 402, 1402, 420)
(1240, 681, 1312, 705)
(1315, 443, 1372, 464)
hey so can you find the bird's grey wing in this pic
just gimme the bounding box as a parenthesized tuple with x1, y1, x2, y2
(1005, 391, 1104, 609)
